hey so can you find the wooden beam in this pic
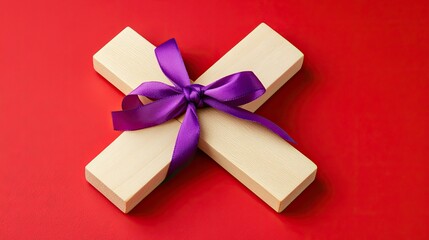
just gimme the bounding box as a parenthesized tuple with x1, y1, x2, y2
(86, 23, 317, 213)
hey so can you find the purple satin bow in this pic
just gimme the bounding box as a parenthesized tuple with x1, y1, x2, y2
(112, 39, 294, 176)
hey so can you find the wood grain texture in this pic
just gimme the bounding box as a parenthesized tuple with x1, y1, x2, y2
(86, 23, 317, 213)
(86, 122, 179, 213)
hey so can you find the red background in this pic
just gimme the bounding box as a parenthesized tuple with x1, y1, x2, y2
(1, 0, 428, 239)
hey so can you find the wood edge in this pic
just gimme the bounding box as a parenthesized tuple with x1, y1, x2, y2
(85, 128, 174, 214)
(92, 27, 142, 95)
(246, 53, 304, 113)
(123, 164, 170, 213)
(276, 164, 318, 213)
(200, 133, 317, 213)
(198, 138, 284, 212)
(93, 52, 133, 95)
(256, 23, 304, 111)
(85, 165, 127, 213)
(266, 53, 304, 103)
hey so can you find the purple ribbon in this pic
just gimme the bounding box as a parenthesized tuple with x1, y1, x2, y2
(112, 39, 294, 176)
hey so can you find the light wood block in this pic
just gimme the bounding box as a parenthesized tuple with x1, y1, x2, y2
(86, 23, 317, 213)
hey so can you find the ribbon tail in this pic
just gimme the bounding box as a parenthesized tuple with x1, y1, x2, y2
(204, 98, 295, 143)
(167, 104, 200, 176)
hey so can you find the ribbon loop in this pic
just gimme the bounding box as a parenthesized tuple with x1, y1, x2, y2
(204, 71, 265, 106)
(155, 39, 190, 88)
(112, 38, 294, 176)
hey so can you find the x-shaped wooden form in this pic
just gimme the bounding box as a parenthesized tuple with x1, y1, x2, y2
(86, 23, 317, 213)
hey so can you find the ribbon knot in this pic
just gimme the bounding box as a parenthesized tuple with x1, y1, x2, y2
(112, 38, 294, 176)
(183, 84, 205, 108)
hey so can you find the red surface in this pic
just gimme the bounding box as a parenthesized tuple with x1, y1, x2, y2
(1, 0, 428, 239)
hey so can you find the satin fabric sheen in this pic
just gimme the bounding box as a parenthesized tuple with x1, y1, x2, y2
(112, 39, 294, 176)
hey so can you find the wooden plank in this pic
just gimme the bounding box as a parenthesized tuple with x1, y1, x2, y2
(87, 27, 180, 213)
(86, 23, 317, 213)
(85, 123, 178, 212)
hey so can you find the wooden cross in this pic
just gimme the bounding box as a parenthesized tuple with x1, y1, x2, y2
(85, 23, 317, 213)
